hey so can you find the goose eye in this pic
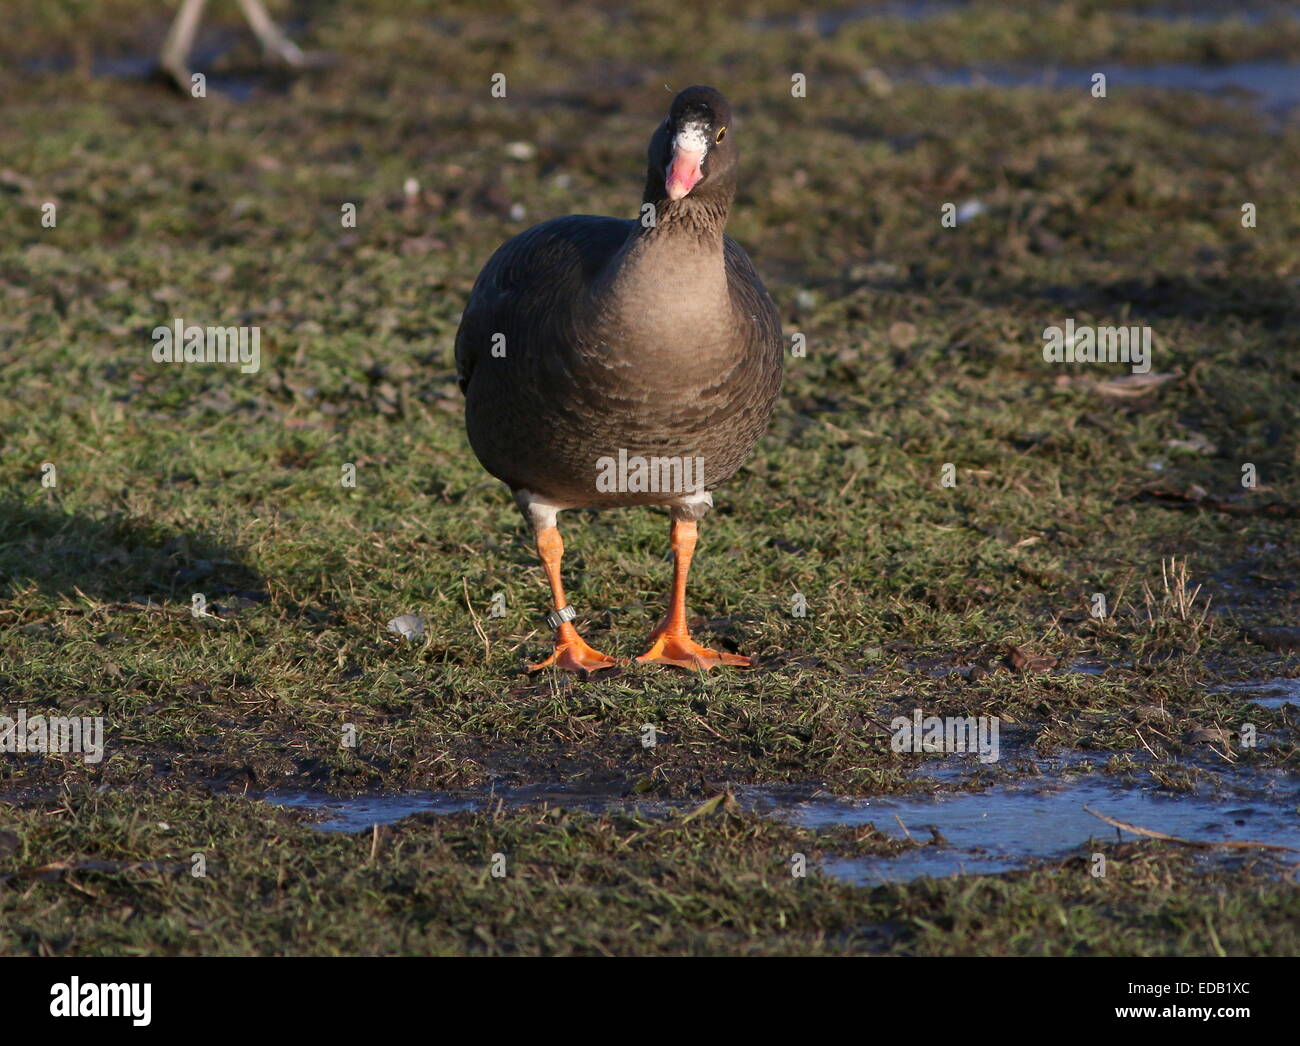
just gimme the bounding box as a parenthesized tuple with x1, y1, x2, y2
(715, 126, 727, 143)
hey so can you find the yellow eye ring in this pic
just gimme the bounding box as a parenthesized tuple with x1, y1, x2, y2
(715, 126, 727, 143)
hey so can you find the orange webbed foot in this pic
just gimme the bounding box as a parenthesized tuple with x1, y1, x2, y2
(527, 627, 618, 678)
(635, 626, 751, 671)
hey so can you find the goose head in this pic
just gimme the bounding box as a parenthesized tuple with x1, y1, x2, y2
(647, 85, 737, 205)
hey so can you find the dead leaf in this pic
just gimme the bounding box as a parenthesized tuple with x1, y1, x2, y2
(1165, 433, 1217, 455)
(386, 614, 425, 642)
(1006, 645, 1057, 674)
(1185, 726, 1234, 746)
(681, 792, 741, 823)
(1093, 372, 1179, 398)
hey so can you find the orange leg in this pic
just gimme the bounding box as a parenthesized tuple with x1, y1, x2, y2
(636, 518, 751, 671)
(526, 526, 617, 677)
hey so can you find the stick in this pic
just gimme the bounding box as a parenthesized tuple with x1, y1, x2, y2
(463, 577, 491, 661)
(1083, 805, 1299, 852)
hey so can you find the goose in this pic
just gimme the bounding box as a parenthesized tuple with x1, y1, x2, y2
(455, 86, 783, 675)
(159, 0, 304, 91)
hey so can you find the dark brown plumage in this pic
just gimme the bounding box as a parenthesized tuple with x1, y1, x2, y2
(455, 86, 783, 674)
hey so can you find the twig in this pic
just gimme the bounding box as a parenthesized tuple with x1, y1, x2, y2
(1133, 727, 1161, 762)
(1083, 805, 1299, 852)
(463, 577, 491, 660)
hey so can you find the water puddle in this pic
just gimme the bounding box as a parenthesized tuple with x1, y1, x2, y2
(275, 792, 478, 831)
(272, 784, 680, 833)
(922, 61, 1300, 119)
(749, 1, 967, 35)
(747, 2, 1297, 38)
(1137, 4, 1299, 25)
(27, 45, 267, 102)
(1214, 677, 1300, 710)
(267, 765, 1299, 885)
(744, 774, 1300, 884)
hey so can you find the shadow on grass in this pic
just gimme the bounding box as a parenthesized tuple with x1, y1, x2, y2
(990, 272, 1300, 328)
(0, 498, 265, 607)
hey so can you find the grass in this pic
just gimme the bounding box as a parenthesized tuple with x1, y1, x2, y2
(4, 787, 1296, 956)
(0, 0, 1297, 955)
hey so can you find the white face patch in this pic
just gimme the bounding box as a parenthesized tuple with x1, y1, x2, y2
(672, 120, 711, 158)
